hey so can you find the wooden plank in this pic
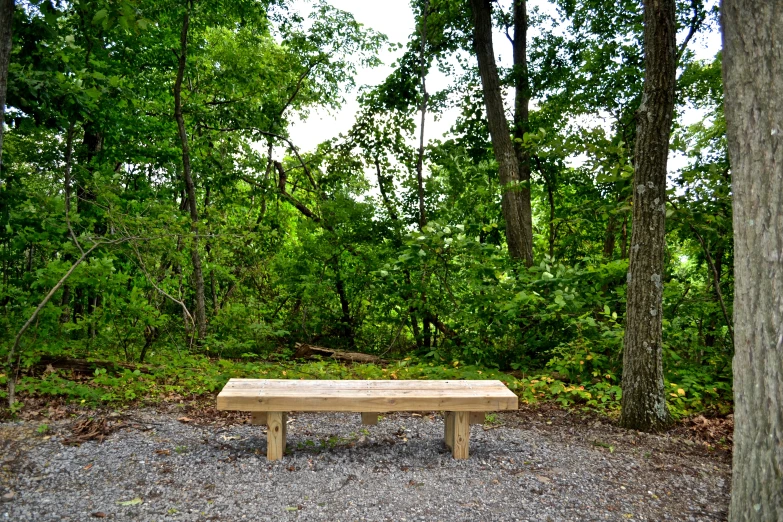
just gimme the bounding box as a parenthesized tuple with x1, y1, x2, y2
(253, 396, 515, 412)
(266, 412, 286, 461)
(216, 379, 519, 412)
(361, 412, 379, 425)
(444, 411, 455, 449)
(219, 381, 513, 394)
(452, 411, 470, 459)
(250, 412, 267, 425)
(220, 395, 516, 412)
(219, 380, 511, 393)
(216, 379, 518, 412)
(223, 378, 506, 388)
(469, 411, 484, 425)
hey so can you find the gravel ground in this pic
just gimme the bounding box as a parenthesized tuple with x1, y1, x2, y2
(0, 407, 730, 521)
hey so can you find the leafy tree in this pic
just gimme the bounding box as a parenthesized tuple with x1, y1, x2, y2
(469, 0, 533, 264)
(619, 0, 678, 431)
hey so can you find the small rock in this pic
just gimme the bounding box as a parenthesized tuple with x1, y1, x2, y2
(1, 491, 15, 502)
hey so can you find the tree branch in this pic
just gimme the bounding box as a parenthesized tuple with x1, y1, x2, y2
(677, 0, 705, 62)
(670, 201, 734, 345)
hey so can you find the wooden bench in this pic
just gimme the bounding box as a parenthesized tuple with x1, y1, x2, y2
(216, 378, 518, 460)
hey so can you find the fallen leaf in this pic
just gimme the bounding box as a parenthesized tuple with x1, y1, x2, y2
(83, 463, 93, 471)
(117, 497, 143, 506)
(536, 475, 551, 483)
(177, 417, 193, 423)
(285, 506, 299, 511)
(155, 449, 171, 456)
(91, 513, 107, 518)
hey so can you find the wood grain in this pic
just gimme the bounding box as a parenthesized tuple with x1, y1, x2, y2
(452, 411, 470, 459)
(361, 412, 379, 425)
(267, 412, 286, 461)
(444, 411, 455, 449)
(217, 379, 518, 413)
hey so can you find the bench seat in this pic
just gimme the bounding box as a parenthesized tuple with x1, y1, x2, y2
(216, 378, 518, 460)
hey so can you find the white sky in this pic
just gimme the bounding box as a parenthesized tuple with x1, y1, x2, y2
(288, 0, 723, 168)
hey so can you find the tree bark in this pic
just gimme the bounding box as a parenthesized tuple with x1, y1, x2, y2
(469, 0, 532, 263)
(512, 0, 534, 267)
(416, 0, 433, 347)
(173, 6, 207, 340)
(0, 0, 13, 169)
(415, 0, 429, 231)
(60, 124, 77, 324)
(619, 0, 676, 432)
(722, 1, 783, 519)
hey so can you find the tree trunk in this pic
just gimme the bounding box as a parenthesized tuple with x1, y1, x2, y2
(331, 257, 354, 345)
(415, 0, 429, 231)
(0, 0, 13, 168)
(722, 1, 783, 519)
(512, 0, 534, 267)
(469, 0, 532, 263)
(416, 0, 432, 347)
(619, 0, 676, 432)
(536, 157, 557, 258)
(620, 212, 628, 259)
(603, 214, 617, 259)
(173, 7, 207, 340)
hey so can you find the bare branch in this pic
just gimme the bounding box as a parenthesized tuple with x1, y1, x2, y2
(677, 0, 705, 62)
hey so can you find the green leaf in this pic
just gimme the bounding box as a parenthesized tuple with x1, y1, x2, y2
(92, 9, 108, 25)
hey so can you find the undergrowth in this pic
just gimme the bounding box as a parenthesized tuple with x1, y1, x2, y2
(0, 352, 732, 419)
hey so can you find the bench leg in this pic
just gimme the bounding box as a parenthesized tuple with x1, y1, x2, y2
(444, 411, 455, 449)
(267, 412, 287, 461)
(448, 412, 470, 459)
(469, 411, 484, 425)
(251, 412, 267, 425)
(361, 412, 379, 425)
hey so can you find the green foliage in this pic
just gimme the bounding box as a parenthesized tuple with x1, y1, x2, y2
(0, 0, 732, 421)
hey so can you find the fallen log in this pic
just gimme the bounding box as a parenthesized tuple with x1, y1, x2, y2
(31, 356, 157, 376)
(293, 343, 385, 364)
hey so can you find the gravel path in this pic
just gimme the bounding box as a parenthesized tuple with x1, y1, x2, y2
(1, 407, 730, 521)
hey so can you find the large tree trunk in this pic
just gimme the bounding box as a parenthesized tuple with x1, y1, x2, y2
(619, 0, 676, 432)
(722, 2, 783, 519)
(512, 0, 534, 267)
(0, 0, 13, 168)
(469, 0, 532, 263)
(173, 7, 207, 340)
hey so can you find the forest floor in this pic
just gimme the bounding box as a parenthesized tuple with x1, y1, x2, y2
(0, 401, 731, 521)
